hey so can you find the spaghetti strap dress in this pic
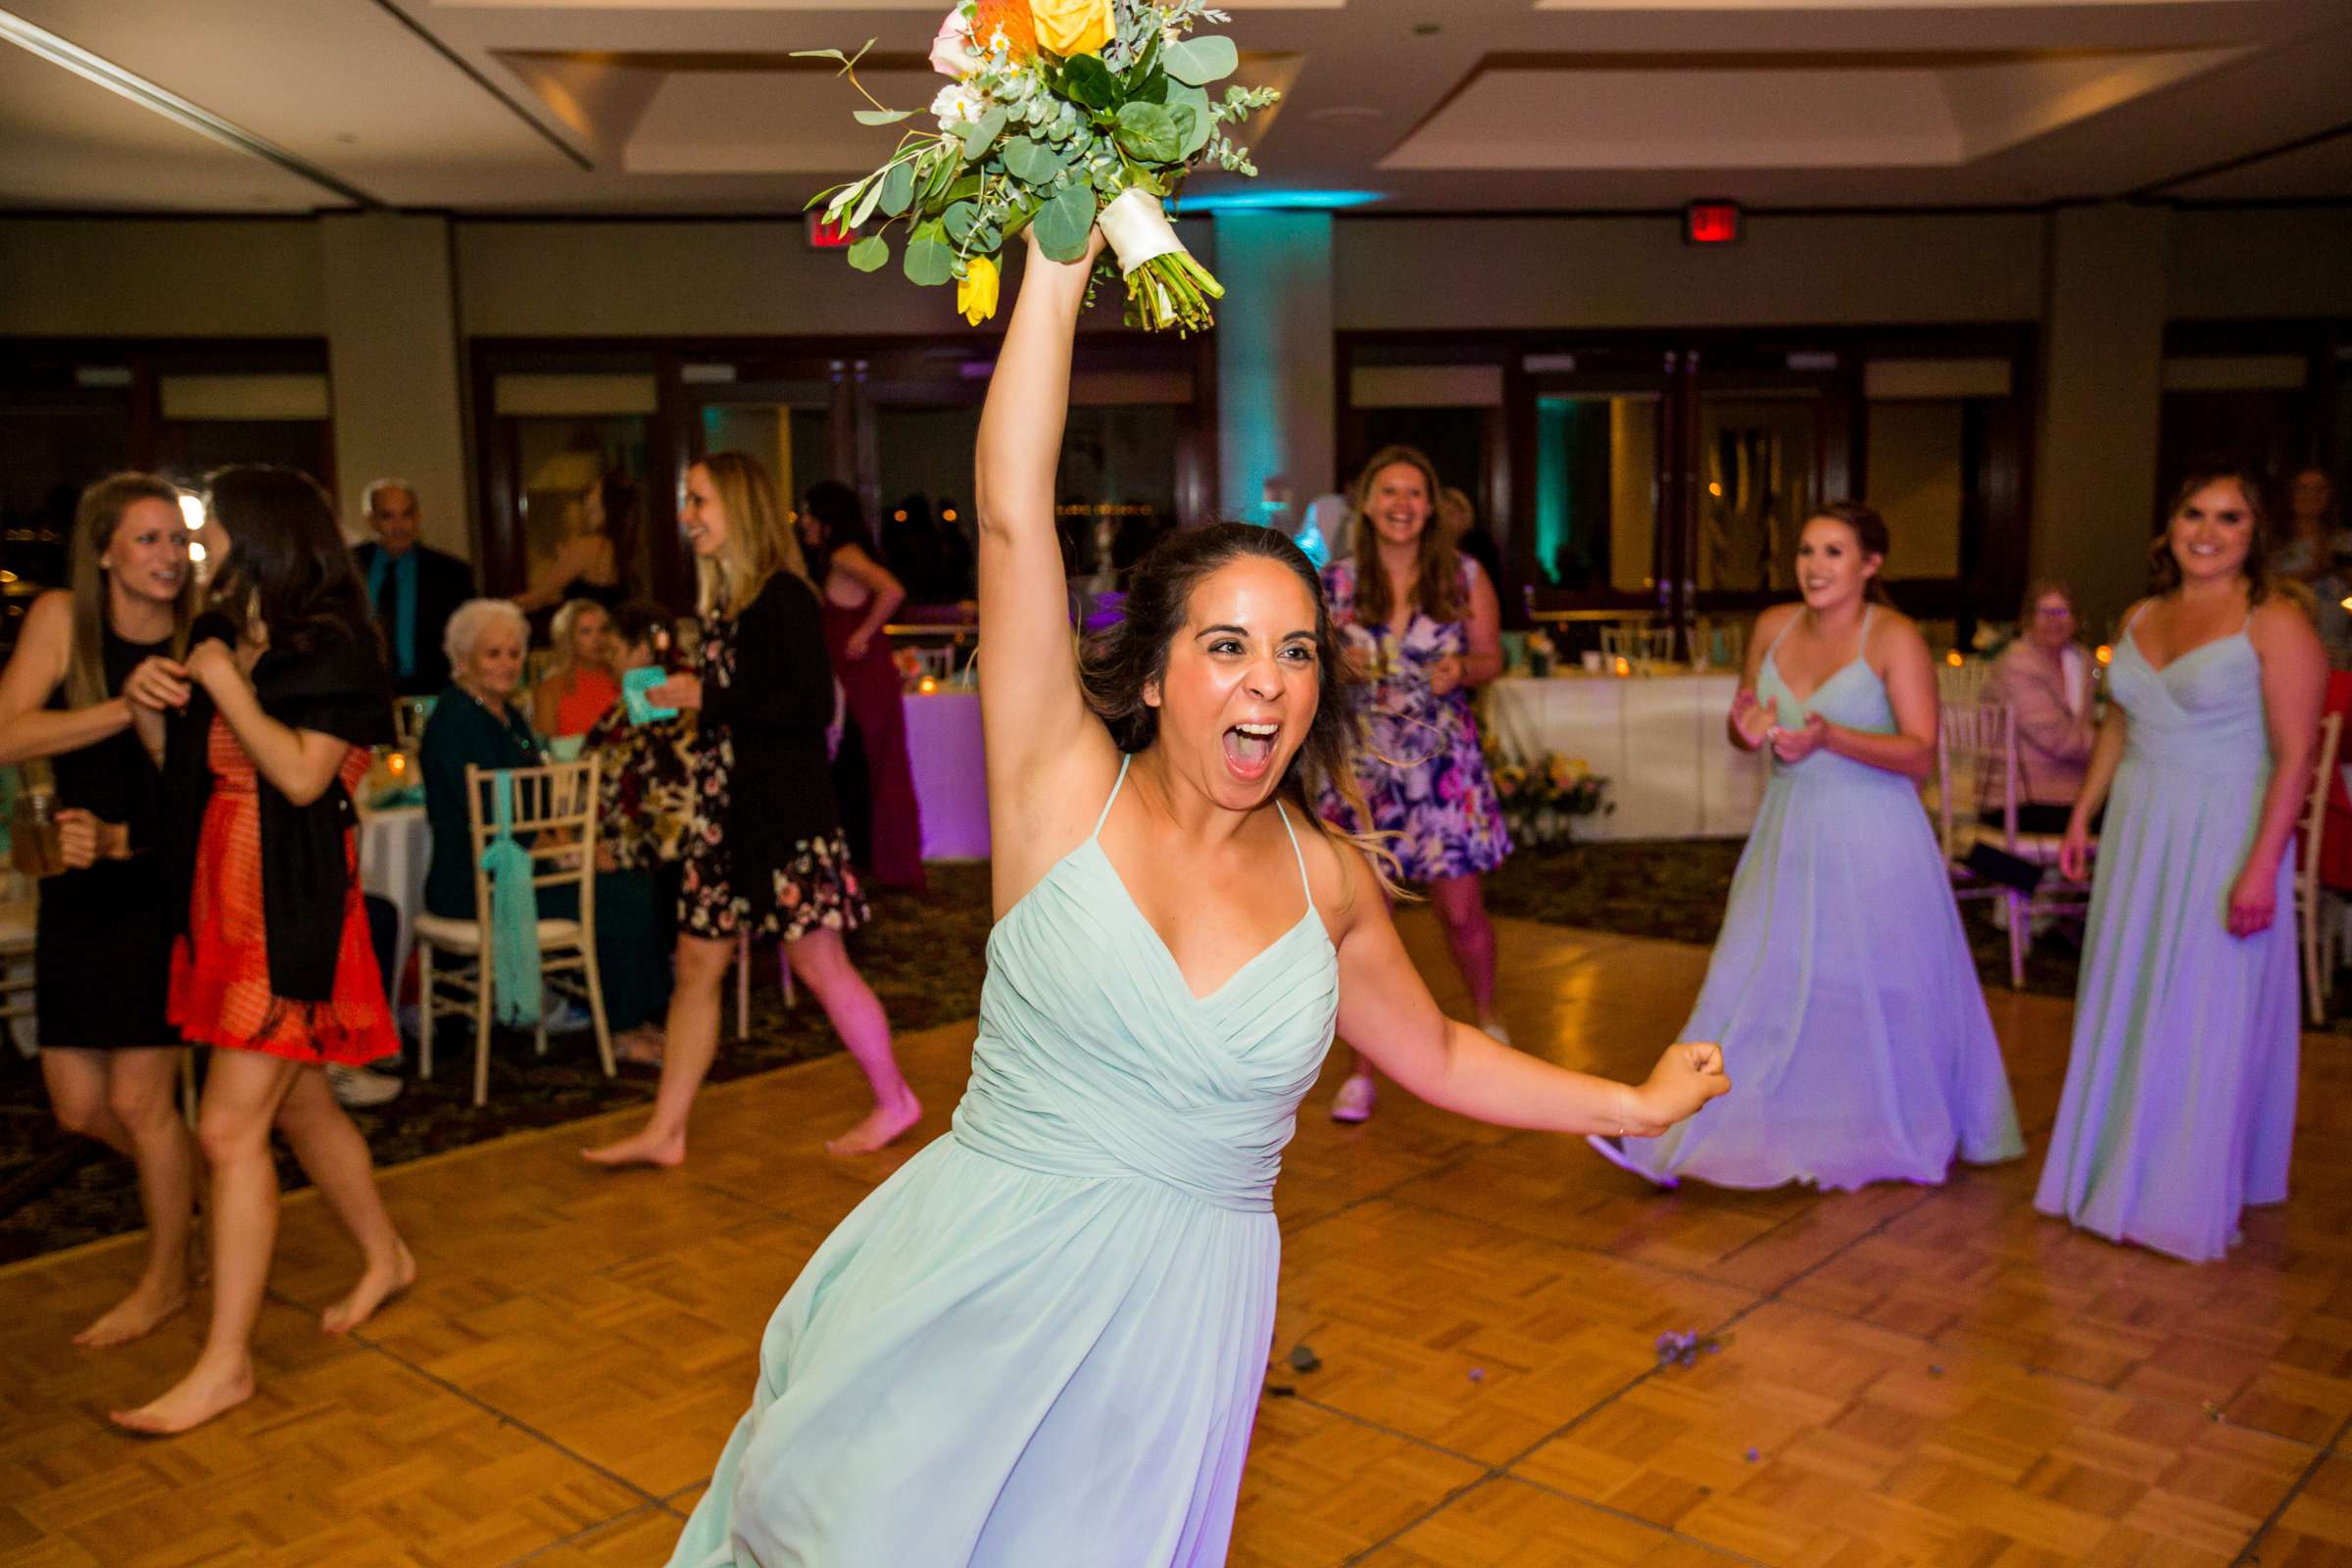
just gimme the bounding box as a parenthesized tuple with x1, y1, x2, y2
(1615, 609, 2023, 1190)
(2034, 612, 2298, 1261)
(668, 758, 1339, 1567)
(166, 716, 397, 1065)
(36, 623, 177, 1051)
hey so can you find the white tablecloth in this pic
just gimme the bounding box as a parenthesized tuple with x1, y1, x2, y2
(904, 691, 990, 860)
(358, 805, 430, 983)
(1485, 673, 1767, 841)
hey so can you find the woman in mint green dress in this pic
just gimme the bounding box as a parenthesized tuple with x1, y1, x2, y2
(2036, 464, 2326, 1261)
(1591, 505, 2022, 1192)
(664, 232, 1729, 1568)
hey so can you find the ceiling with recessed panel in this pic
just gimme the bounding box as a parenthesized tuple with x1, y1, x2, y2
(1, 0, 2346, 215)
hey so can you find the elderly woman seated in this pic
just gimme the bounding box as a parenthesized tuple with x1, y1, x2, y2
(419, 598, 670, 1064)
(1984, 580, 2099, 835)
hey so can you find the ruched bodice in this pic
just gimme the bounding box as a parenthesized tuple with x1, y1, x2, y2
(1755, 609, 1914, 799)
(2034, 609, 2297, 1262)
(2110, 625, 2272, 776)
(957, 810, 1339, 1212)
(672, 758, 1345, 1568)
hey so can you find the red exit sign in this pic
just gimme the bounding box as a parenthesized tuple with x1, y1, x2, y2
(1685, 200, 1742, 246)
(806, 211, 856, 250)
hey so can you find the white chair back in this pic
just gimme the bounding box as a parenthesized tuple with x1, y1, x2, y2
(1936, 659, 1995, 710)
(2295, 711, 2343, 1024)
(460, 758, 601, 918)
(1933, 701, 2015, 865)
(1599, 623, 1676, 668)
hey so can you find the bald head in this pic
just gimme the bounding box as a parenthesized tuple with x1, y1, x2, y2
(366, 480, 420, 556)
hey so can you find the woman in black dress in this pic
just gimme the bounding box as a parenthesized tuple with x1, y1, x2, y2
(584, 452, 918, 1168)
(0, 472, 200, 1346)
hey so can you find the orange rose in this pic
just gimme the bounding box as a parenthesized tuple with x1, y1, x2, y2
(974, 0, 1038, 59)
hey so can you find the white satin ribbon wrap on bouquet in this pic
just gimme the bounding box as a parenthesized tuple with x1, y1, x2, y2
(1099, 187, 1185, 275)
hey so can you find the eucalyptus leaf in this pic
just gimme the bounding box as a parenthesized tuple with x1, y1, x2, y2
(944, 201, 980, 244)
(960, 106, 1007, 161)
(1060, 54, 1117, 110)
(1167, 84, 1213, 156)
(903, 224, 957, 286)
(846, 234, 890, 272)
(1124, 30, 1163, 89)
(945, 173, 986, 205)
(1032, 181, 1098, 263)
(1002, 135, 1063, 186)
(877, 160, 917, 217)
(1113, 102, 1183, 164)
(1162, 34, 1238, 87)
(854, 108, 913, 126)
(1134, 70, 1169, 106)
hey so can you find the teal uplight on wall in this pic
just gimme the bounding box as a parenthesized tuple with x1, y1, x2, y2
(1179, 189, 1384, 214)
(1535, 396, 1577, 587)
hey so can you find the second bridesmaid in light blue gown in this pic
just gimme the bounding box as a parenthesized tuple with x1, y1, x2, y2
(2036, 463, 2327, 1262)
(1593, 505, 2023, 1192)
(665, 230, 1731, 1568)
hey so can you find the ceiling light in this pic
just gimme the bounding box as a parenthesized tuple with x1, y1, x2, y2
(1179, 189, 1386, 213)
(0, 7, 377, 207)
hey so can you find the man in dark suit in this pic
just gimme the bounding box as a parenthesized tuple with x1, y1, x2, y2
(353, 478, 475, 697)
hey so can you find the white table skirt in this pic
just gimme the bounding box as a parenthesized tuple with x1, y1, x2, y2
(358, 805, 430, 983)
(1485, 674, 1767, 841)
(904, 691, 990, 860)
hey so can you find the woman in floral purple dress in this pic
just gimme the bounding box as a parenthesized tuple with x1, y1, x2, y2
(1319, 446, 1511, 1122)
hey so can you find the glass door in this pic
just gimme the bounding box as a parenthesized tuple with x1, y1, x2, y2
(1680, 348, 1852, 628)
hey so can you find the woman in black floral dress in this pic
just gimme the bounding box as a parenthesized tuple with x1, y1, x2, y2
(584, 455, 919, 1168)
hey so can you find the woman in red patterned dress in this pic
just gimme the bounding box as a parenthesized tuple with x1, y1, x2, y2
(113, 466, 411, 1436)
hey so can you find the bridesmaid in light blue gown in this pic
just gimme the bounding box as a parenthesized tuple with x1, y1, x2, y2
(665, 232, 1730, 1568)
(2036, 464, 2327, 1262)
(1592, 504, 2023, 1192)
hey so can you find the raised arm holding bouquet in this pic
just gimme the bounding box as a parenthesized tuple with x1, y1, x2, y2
(800, 0, 1279, 332)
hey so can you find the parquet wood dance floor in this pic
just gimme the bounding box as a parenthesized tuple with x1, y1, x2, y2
(6, 914, 2352, 1566)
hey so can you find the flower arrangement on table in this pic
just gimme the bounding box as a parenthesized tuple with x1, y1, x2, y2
(799, 0, 1281, 332)
(1486, 744, 1611, 847)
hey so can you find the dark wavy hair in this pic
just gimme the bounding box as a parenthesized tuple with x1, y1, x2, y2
(1805, 501, 1895, 607)
(1078, 522, 1394, 898)
(800, 479, 870, 582)
(204, 465, 379, 657)
(2150, 459, 2276, 604)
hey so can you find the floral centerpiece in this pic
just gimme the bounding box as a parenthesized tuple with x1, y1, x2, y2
(1488, 744, 1611, 848)
(798, 0, 1280, 332)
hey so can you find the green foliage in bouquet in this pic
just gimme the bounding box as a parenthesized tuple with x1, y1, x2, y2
(798, 0, 1280, 332)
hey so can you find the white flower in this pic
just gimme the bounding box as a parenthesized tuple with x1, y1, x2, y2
(930, 10, 981, 78)
(931, 83, 986, 127)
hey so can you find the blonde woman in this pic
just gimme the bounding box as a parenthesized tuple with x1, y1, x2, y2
(529, 597, 620, 738)
(585, 452, 918, 1168)
(0, 472, 199, 1348)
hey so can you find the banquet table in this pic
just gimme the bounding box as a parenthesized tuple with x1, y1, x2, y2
(1484, 672, 1768, 842)
(903, 689, 990, 860)
(358, 803, 430, 984)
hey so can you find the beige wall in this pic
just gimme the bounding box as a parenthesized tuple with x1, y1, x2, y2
(319, 214, 473, 558)
(0, 218, 324, 337)
(454, 217, 1212, 339)
(2034, 203, 2170, 635)
(1332, 213, 2048, 330)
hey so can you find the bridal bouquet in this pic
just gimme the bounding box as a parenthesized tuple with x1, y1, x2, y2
(799, 0, 1280, 332)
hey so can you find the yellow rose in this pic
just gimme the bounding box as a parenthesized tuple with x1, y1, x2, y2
(957, 255, 1001, 324)
(1032, 0, 1113, 57)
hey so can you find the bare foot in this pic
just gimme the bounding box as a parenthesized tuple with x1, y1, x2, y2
(582, 1123, 686, 1169)
(612, 1026, 665, 1066)
(110, 1354, 255, 1436)
(321, 1239, 416, 1335)
(73, 1277, 190, 1349)
(825, 1094, 922, 1157)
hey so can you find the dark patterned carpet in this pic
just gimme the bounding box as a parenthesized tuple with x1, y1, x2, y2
(0, 841, 2109, 1262)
